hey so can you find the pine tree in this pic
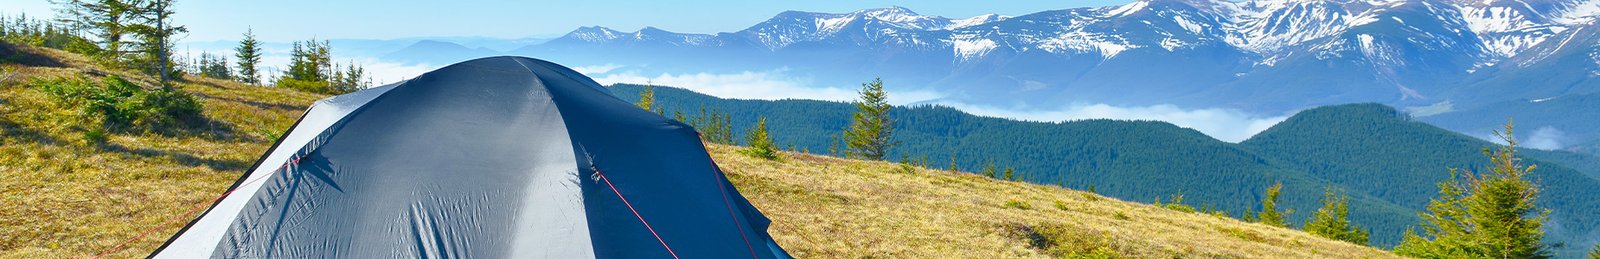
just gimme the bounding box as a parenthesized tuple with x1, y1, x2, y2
(54, 0, 140, 64)
(981, 161, 996, 178)
(1304, 186, 1369, 245)
(844, 78, 894, 160)
(1002, 166, 1015, 181)
(196, 51, 230, 80)
(1257, 182, 1290, 228)
(1396, 121, 1549, 258)
(634, 83, 655, 112)
(1587, 243, 1599, 259)
(234, 28, 261, 84)
(739, 117, 779, 160)
(947, 152, 958, 173)
(132, 0, 182, 85)
(277, 39, 345, 94)
(329, 62, 368, 93)
(687, 107, 733, 144)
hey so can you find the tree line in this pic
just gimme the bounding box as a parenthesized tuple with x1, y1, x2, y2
(631, 80, 1582, 257)
(12, 1, 371, 95)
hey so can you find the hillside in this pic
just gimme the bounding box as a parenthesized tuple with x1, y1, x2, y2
(611, 84, 1600, 256)
(0, 43, 1397, 258)
(0, 43, 324, 257)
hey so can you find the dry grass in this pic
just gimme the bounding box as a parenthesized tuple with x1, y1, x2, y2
(0, 43, 322, 258)
(710, 139, 1396, 258)
(0, 43, 1396, 258)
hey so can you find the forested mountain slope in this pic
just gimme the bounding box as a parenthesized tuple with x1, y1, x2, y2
(612, 84, 1600, 256)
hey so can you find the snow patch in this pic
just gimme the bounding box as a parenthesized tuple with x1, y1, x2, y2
(953, 37, 998, 61)
(1108, 1, 1148, 17)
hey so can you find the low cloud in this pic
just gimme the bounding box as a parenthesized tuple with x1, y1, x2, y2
(572, 64, 624, 75)
(179, 46, 437, 86)
(588, 70, 942, 105)
(934, 102, 1289, 142)
(1476, 126, 1566, 150)
(345, 58, 436, 85)
(1524, 126, 1567, 150)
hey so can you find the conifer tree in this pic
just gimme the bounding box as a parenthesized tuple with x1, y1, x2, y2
(133, 0, 182, 85)
(196, 51, 230, 80)
(1003, 166, 1015, 181)
(947, 152, 958, 173)
(54, 0, 140, 64)
(687, 107, 733, 144)
(1257, 182, 1290, 228)
(634, 83, 655, 112)
(329, 62, 368, 93)
(1395, 121, 1549, 258)
(269, 40, 366, 94)
(234, 28, 261, 84)
(981, 161, 996, 178)
(844, 78, 894, 160)
(1305, 186, 1369, 245)
(740, 117, 779, 160)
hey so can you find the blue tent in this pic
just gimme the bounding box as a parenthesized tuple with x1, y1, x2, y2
(152, 56, 791, 258)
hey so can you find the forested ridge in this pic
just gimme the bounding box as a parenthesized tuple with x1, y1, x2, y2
(611, 84, 1600, 256)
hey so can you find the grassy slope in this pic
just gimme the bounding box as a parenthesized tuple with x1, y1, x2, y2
(0, 43, 323, 258)
(0, 44, 1393, 258)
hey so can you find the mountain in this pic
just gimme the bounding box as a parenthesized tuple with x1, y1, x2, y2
(377, 39, 500, 65)
(611, 84, 1600, 257)
(0, 42, 1399, 258)
(498, 1, 1600, 150)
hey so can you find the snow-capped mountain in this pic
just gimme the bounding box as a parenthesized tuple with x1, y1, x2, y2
(510, 1, 1599, 110)
(472, 1, 1600, 152)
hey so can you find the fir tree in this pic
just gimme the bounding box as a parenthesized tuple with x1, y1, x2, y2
(1257, 182, 1290, 228)
(131, 0, 182, 85)
(329, 62, 368, 93)
(687, 107, 733, 144)
(195, 51, 230, 80)
(1002, 166, 1015, 181)
(233, 28, 261, 84)
(844, 78, 894, 160)
(1396, 121, 1549, 258)
(740, 117, 780, 160)
(276, 39, 353, 94)
(634, 83, 655, 112)
(54, 0, 140, 64)
(1304, 187, 1369, 245)
(981, 160, 996, 178)
(947, 152, 958, 173)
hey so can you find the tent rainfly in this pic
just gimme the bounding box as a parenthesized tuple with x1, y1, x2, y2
(150, 56, 791, 258)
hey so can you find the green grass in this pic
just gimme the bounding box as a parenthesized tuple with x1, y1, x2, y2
(0, 42, 1398, 258)
(0, 42, 322, 258)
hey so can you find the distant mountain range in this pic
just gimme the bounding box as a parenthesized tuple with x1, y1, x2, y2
(362, 0, 1600, 151)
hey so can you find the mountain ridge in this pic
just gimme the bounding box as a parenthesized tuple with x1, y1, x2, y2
(610, 83, 1600, 257)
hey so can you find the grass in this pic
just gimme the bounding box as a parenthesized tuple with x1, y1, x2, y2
(712, 144, 1395, 258)
(0, 42, 1397, 258)
(0, 42, 322, 258)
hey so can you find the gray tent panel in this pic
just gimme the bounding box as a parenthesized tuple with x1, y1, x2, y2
(152, 56, 789, 259)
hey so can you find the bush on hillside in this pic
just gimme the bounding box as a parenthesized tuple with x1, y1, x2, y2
(35, 75, 202, 133)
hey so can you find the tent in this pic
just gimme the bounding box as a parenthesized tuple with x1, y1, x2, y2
(151, 56, 791, 258)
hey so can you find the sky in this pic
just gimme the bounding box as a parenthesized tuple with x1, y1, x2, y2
(1, 0, 1131, 42)
(1, 0, 1305, 143)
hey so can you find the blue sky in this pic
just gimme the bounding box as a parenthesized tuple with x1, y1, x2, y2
(3, 0, 1131, 42)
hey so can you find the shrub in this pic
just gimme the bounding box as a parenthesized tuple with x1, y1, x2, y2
(1004, 199, 1032, 210)
(739, 117, 781, 161)
(1155, 194, 1196, 213)
(35, 76, 202, 132)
